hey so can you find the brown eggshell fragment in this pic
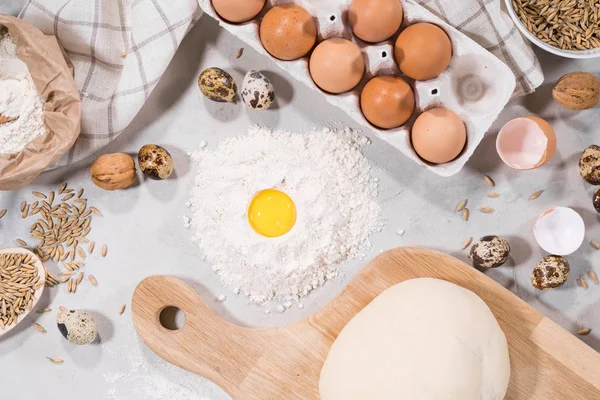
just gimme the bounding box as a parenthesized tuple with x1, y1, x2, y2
(260, 5, 317, 61)
(411, 108, 466, 164)
(211, 0, 266, 23)
(395, 23, 452, 81)
(496, 116, 556, 170)
(348, 0, 404, 43)
(360, 75, 414, 129)
(579, 145, 600, 185)
(531, 255, 570, 290)
(309, 38, 365, 94)
(138, 144, 174, 180)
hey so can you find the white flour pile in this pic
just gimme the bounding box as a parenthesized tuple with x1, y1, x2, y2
(185, 125, 383, 308)
(0, 31, 46, 154)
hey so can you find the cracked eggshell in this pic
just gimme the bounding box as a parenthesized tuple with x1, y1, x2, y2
(531, 255, 570, 290)
(496, 116, 556, 170)
(241, 70, 275, 110)
(469, 236, 510, 269)
(57, 310, 98, 345)
(533, 207, 585, 256)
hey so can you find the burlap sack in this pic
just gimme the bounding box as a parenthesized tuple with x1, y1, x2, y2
(0, 15, 80, 190)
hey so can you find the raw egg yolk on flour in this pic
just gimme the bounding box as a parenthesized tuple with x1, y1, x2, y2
(248, 189, 297, 238)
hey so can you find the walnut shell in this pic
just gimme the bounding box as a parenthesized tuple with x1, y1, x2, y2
(90, 153, 137, 190)
(552, 72, 599, 110)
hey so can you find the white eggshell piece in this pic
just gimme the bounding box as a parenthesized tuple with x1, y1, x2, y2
(241, 70, 275, 110)
(496, 118, 547, 169)
(197, 0, 516, 177)
(534, 207, 585, 256)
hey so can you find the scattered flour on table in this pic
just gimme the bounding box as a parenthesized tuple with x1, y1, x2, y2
(0, 31, 46, 154)
(103, 339, 228, 400)
(185, 125, 383, 307)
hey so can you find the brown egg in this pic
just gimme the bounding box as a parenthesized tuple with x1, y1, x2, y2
(211, 0, 265, 23)
(411, 108, 466, 164)
(348, 0, 403, 43)
(309, 38, 365, 94)
(360, 75, 414, 129)
(260, 5, 317, 61)
(395, 23, 452, 81)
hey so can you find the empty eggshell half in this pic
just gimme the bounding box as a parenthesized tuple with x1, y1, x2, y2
(496, 116, 557, 170)
(533, 207, 585, 256)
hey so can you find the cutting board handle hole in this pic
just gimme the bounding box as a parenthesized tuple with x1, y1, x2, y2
(159, 306, 185, 331)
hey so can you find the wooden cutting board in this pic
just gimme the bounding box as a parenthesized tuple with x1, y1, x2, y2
(132, 247, 600, 400)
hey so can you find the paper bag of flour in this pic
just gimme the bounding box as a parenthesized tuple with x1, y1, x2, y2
(0, 15, 80, 190)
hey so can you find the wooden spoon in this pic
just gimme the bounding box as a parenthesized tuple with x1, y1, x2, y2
(0, 247, 45, 337)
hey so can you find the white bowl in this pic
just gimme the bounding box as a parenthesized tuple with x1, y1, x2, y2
(504, 0, 600, 59)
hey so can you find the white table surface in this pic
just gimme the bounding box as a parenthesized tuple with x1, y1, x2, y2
(2, 5, 600, 399)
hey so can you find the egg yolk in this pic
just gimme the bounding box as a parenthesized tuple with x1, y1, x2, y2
(248, 189, 297, 238)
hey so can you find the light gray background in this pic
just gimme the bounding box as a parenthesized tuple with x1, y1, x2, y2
(1, 4, 600, 399)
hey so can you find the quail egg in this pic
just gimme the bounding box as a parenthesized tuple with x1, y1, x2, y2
(241, 70, 275, 110)
(594, 188, 600, 213)
(469, 235, 510, 269)
(198, 67, 237, 103)
(579, 145, 600, 184)
(138, 144, 174, 180)
(531, 255, 570, 290)
(57, 309, 98, 345)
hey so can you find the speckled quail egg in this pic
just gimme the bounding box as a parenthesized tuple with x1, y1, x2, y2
(138, 144, 174, 180)
(594, 188, 600, 213)
(241, 70, 275, 110)
(579, 145, 600, 184)
(198, 67, 237, 103)
(57, 309, 98, 345)
(469, 236, 510, 269)
(531, 255, 570, 290)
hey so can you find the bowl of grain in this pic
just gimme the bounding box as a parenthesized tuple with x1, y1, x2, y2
(505, 0, 600, 59)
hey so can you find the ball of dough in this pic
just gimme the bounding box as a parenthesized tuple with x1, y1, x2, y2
(320, 278, 510, 400)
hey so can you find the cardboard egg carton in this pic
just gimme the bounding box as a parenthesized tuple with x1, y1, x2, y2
(198, 0, 516, 177)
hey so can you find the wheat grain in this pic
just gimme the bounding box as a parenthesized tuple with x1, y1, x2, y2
(102, 244, 108, 257)
(529, 190, 544, 200)
(487, 192, 500, 198)
(577, 328, 592, 335)
(484, 175, 495, 187)
(455, 199, 468, 212)
(119, 305, 126, 315)
(588, 269, 599, 284)
(33, 323, 46, 333)
(463, 208, 469, 221)
(89, 275, 98, 287)
(46, 357, 64, 364)
(480, 207, 495, 213)
(462, 237, 473, 250)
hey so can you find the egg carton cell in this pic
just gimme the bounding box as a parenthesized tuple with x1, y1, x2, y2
(199, 0, 516, 177)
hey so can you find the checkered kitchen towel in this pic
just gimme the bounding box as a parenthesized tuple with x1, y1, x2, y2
(417, 0, 544, 96)
(19, 0, 201, 167)
(18, 0, 543, 168)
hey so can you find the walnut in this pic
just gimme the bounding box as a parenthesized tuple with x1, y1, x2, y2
(90, 153, 137, 190)
(552, 72, 599, 111)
